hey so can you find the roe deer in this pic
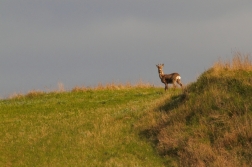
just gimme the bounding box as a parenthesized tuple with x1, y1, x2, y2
(156, 64, 183, 91)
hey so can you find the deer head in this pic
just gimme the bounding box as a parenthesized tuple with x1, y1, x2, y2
(156, 64, 164, 76)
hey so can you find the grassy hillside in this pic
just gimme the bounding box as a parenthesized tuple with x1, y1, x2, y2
(0, 83, 182, 167)
(1, 53, 251, 167)
(138, 53, 252, 166)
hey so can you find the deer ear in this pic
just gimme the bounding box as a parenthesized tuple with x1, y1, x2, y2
(162, 64, 164, 66)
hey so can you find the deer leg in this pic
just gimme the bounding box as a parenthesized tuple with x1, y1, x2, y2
(176, 79, 183, 88)
(164, 83, 168, 91)
(173, 81, 177, 89)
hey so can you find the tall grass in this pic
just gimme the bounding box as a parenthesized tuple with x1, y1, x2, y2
(213, 52, 252, 71)
(138, 53, 252, 166)
(72, 81, 153, 92)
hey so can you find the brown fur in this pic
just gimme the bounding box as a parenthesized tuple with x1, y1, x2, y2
(156, 64, 183, 91)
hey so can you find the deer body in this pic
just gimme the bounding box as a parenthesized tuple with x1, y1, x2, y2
(156, 64, 183, 91)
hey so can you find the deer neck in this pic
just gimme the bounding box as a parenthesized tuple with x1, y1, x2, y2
(158, 70, 164, 79)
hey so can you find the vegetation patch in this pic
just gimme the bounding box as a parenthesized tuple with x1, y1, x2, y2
(1, 53, 251, 166)
(0, 84, 183, 166)
(137, 53, 252, 166)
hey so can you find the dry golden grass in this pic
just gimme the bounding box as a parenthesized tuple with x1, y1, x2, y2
(8, 92, 24, 99)
(7, 81, 155, 99)
(213, 52, 252, 71)
(26, 90, 45, 98)
(72, 81, 154, 92)
(9, 90, 46, 99)
(57, 82, 65, 92)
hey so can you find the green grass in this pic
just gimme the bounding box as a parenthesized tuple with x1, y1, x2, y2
(0, 86, 181, 167)
(1, 53, 251, 167)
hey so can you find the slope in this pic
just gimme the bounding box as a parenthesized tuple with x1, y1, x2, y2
(138, 53, 252, 166)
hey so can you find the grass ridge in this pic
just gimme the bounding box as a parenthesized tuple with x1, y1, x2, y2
(138, 53, 252, 166)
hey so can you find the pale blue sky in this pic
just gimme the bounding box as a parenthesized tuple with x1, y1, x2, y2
(1, 1, 252, 97)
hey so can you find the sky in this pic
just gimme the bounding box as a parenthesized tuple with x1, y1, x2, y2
(1, 1, 252, 97)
